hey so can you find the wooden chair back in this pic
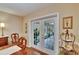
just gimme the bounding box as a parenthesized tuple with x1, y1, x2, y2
(11, 33, 19, 44)
(18, 37, 23, 45)
(18, 37, 27, 49)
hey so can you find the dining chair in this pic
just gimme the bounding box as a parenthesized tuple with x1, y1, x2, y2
(11, 33, 19, 45)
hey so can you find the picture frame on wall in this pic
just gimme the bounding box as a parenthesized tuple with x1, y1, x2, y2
(63, 16, 73, 29)
(25, 23, 27, 33)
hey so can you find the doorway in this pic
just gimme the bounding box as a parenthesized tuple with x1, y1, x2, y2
(31, 13, 59, 54)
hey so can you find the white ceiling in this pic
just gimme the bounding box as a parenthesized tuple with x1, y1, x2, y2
(0, 3, 52, 16)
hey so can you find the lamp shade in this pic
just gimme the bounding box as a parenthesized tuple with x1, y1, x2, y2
(0, 23, 5, 28)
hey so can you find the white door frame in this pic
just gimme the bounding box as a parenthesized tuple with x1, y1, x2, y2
(29, 13, 59, 55)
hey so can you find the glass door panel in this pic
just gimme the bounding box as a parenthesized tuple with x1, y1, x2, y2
(31, 20, 41, 46)
(43, 18, 55, 50)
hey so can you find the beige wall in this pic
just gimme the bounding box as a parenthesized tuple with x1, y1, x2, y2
(0, 11, 23, 44)
(23, 4, 79, 46)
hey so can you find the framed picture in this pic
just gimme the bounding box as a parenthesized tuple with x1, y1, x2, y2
(25, 23, 27, 33)
(63, 16, 73, 29)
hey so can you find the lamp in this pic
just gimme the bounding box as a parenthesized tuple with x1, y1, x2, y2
(0, 23, 5, 36)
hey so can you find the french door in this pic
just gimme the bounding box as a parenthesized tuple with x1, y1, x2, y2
(31, 13, 59, 54)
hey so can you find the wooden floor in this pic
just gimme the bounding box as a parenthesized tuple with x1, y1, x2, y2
(0, 45, 48, 55)
(11, 47, 48, 55)
(1, 44, 79, 55)
(11, 44, 79, 55)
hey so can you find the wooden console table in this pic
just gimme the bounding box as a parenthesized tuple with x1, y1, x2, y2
(0, 36, 8, 47)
